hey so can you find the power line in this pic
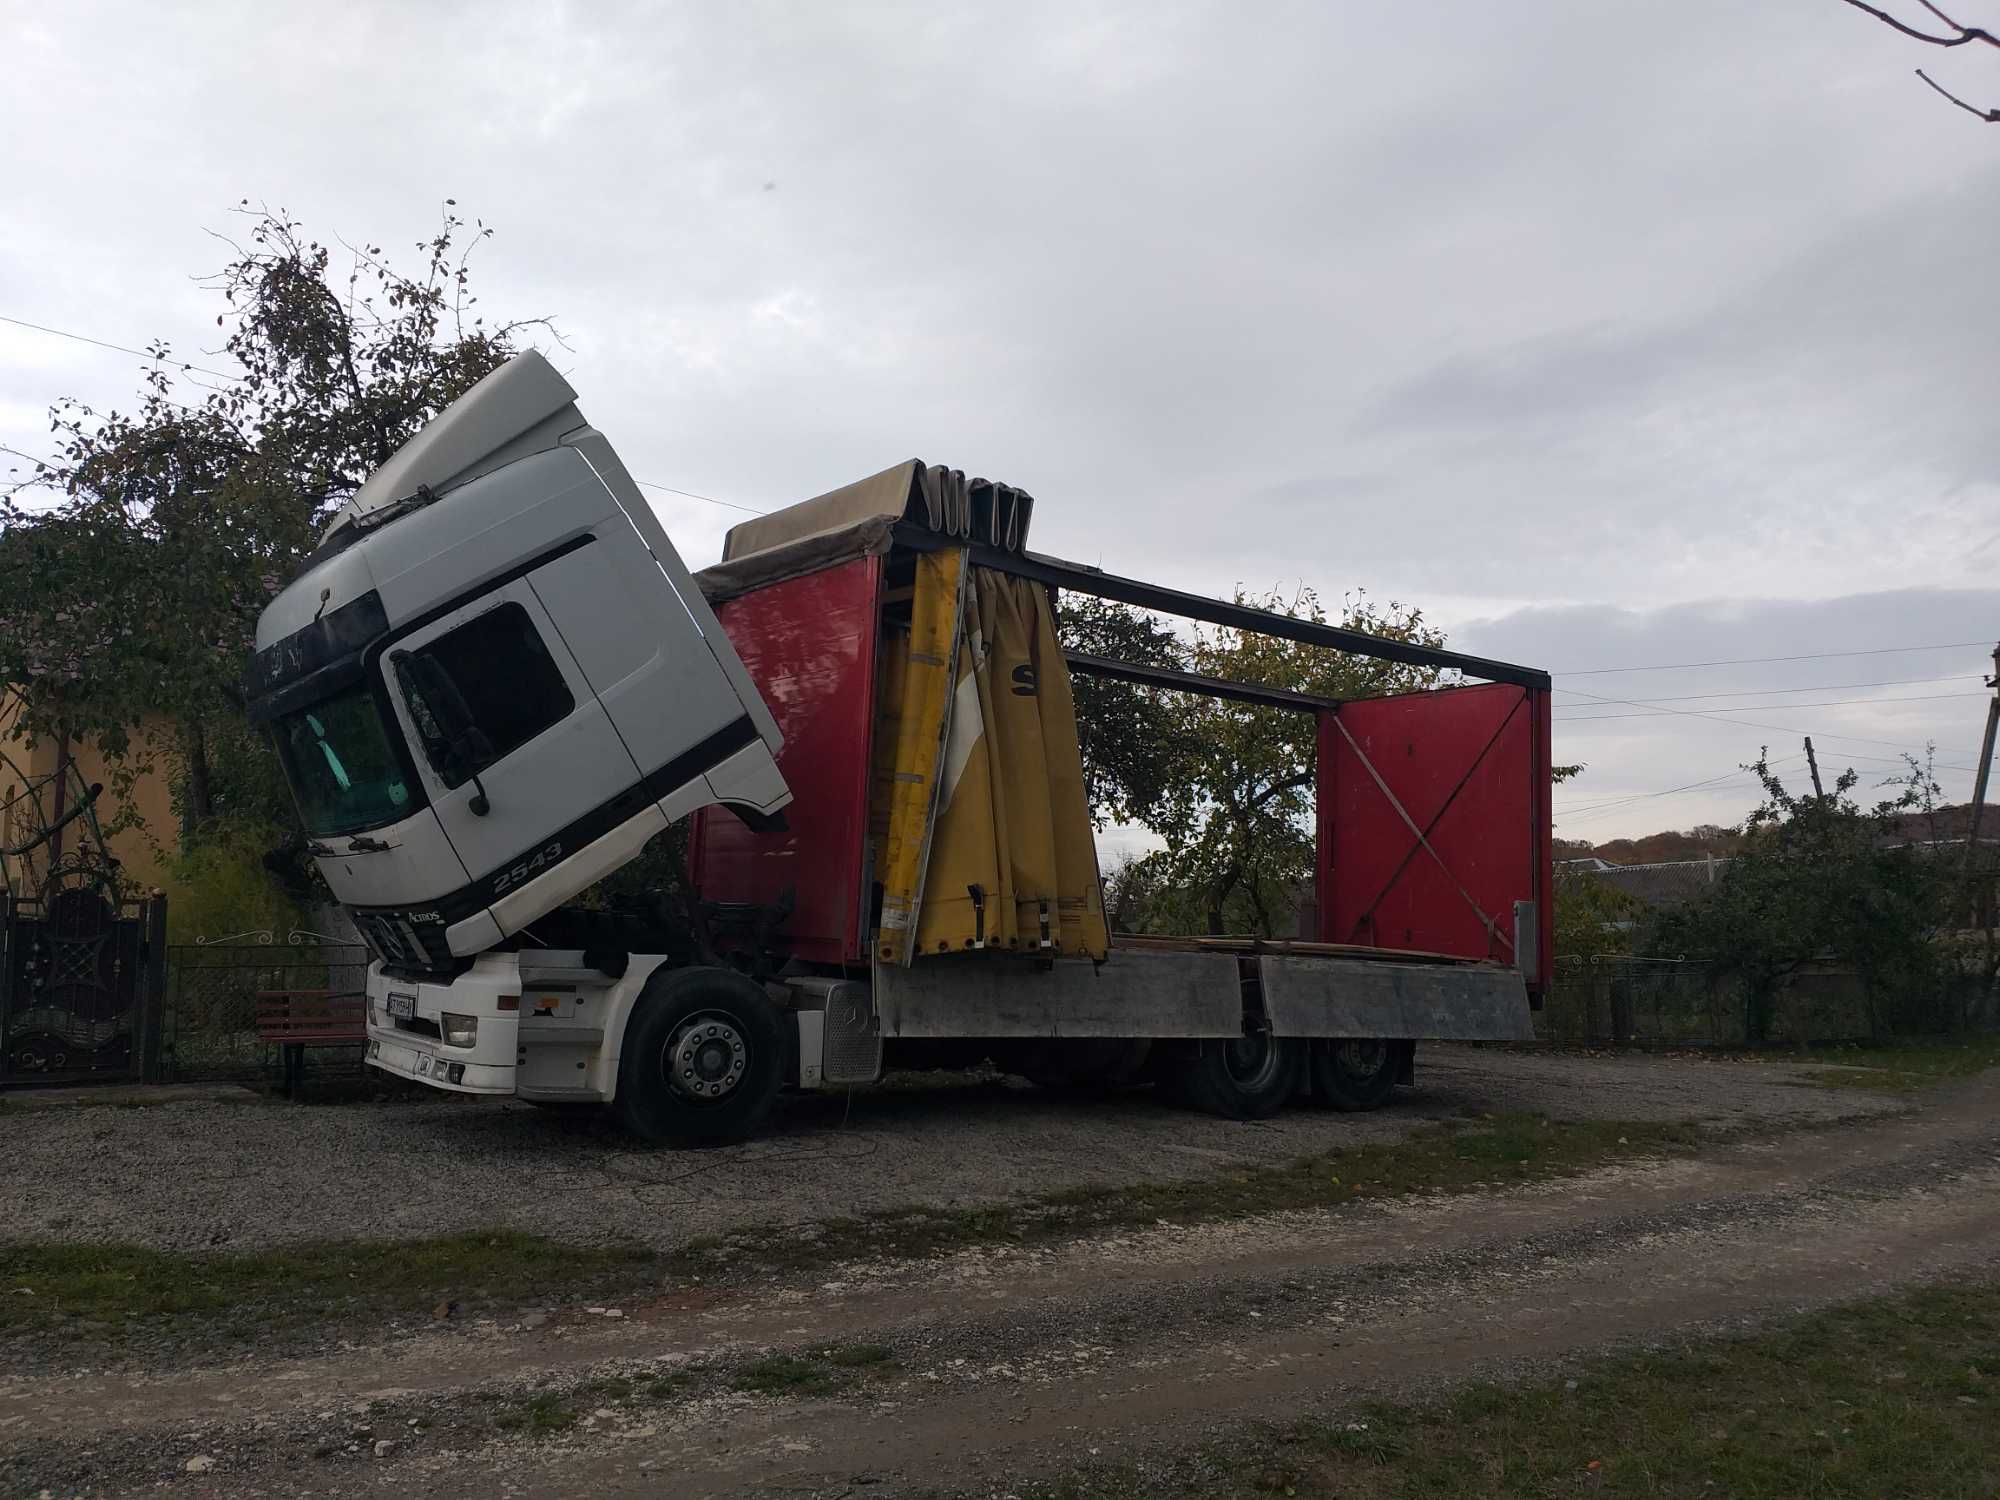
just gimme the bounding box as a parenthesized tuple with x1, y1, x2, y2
(1555, 672, 1980, 705)
(0, 444, 59, 472)
(1554, 757, 1802, 820)
(1558, 690, 1989, 722)
(1553, 681, 1976, 759)
(0, 312, 244, 384)
(1553, 641, 1991, 676)
(6, 311, 776, 520)
(632, 478, 768, 517)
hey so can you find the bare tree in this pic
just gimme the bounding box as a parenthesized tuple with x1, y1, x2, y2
(1841, 0, 2000, 120)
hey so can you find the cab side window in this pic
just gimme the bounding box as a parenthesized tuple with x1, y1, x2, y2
(397, 603, 575, 789)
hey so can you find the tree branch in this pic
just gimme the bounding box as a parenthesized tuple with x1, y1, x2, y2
(1840, 0, 1998, 47)
(1246, 769, 1314, 812)
(1916, 64, 2000, 116)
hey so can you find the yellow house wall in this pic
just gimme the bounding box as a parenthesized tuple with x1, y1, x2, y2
(0, 700, 176, 895)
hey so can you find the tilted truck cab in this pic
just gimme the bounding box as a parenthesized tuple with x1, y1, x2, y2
(249, 350, 1555, 1144)
(246, 351, 788, 962)
(245, 353, 788, 1104)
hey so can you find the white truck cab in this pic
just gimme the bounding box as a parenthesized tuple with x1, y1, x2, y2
(247, 351, 789, 958)
(246, 353, 794, 1132)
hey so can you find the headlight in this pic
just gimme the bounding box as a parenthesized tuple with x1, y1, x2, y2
(441, 1013, 479, 1048)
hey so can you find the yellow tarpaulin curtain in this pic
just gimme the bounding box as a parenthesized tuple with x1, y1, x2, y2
(873, 551, 1107, 964)
(873, 549, 967, 965)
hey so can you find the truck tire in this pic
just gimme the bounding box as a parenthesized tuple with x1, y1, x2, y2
(1158, 1031, 1303, 1120)
(1309, 1039, 1411, 1112)
(614, 966, 784, 1146)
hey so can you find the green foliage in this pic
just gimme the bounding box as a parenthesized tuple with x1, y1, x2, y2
(1553, 865, 1641, 964)
(0, 201, 547, 855)
(1059, 587, 1444, 936)
(1653, 751, 1959, 1041)
(1056, 592, 1191, 830)
(160, 818, 305, 945)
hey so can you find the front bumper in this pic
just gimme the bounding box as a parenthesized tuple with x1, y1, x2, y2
(364, 956, 521, 1096)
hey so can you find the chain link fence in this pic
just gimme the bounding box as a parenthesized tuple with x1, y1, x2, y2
(163, 942, 369, 1082)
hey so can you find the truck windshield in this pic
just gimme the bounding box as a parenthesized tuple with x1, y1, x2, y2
(274, 686, 418, 837)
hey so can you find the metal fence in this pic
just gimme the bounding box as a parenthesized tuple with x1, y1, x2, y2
(163, 941, 369, 1082)
(1539, 955, 1996, 1047)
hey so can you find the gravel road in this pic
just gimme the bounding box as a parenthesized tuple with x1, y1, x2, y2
(1, 1045, 1897, 1252)
(1, 1060, 1992, 1499)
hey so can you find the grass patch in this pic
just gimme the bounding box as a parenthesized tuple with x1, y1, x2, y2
(823, 1341, 895, 1367)
(1789, 1035, 2000, 1093)
(1019, 1280, 2000, 1499)
(666, 1115, 1694, 1274)
(492, 1392, 579, 1435)
(734, 1354, 845, 1397)
(4, 1116, 1692, 1343)
(732, 1342, 900, 1397)
(0, 1230, 654, 1338)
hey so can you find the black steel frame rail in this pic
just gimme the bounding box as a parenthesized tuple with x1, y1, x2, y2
(893, 525, 1551, 690)
(1064, 651, 1338, 712)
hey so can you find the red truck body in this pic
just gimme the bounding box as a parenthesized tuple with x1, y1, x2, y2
(689, 550, 1554, 998)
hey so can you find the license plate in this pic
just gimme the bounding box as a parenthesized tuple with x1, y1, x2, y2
(386, 991, 416, 1020)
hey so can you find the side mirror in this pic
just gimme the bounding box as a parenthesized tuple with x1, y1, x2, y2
(451, 726, 497, 816)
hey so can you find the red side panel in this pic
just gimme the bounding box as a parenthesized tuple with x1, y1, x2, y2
(1316, 682, 1553, 993)
(688, 556, 882, 965)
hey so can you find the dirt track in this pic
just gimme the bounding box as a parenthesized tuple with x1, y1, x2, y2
(4, 1059, 1997, 1498)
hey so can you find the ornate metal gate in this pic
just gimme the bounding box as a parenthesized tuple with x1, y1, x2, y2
(0, 742, 168, 1087)
(0, 867, 167, 1084)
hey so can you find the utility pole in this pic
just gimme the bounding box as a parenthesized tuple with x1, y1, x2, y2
(1804, 736, 1826, 801)
(1966, 642, 2000, 883)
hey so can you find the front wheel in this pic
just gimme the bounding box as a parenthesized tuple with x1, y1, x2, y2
(1309, 1038, 1411, 1112)
(614, 967, 784, 1146)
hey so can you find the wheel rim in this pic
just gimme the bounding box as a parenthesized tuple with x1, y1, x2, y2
(1328, 1039, 1390, 1083)
(663, 1012, 749, 1104)
(1221, 1030, 1282, 1092)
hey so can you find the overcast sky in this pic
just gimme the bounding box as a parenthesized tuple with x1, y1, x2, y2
(4, 0, 1997, 845)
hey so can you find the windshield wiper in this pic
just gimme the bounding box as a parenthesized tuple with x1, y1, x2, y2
(304, 838, 339, 858)
(345, 834, 393, 853)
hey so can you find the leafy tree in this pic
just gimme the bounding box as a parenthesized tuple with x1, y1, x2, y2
(1652, 751, 1956, 1042)
(1553, 865, 1641, 965)
(0, 202, 548, 867)
(1061, 588, 1447, 936)
(1055, 591, 1192, 831)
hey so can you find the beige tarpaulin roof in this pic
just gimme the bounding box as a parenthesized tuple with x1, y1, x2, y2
(720, 458, 1035, 563)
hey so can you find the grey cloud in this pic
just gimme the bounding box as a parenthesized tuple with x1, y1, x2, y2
(4, 0, 1997, 833)
(1460, 588, 1999, 837)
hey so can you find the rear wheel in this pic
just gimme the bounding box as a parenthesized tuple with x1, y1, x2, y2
(614, 966, 784, 1146)
(1159, 1029, 1303, 1120)
(1309, 1038, 1410, 1111)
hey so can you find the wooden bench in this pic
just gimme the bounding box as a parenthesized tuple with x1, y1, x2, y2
(255, 989, 368, 1095)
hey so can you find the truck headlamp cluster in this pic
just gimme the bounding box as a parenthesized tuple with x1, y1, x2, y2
(441, 1013, 479, 1048)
